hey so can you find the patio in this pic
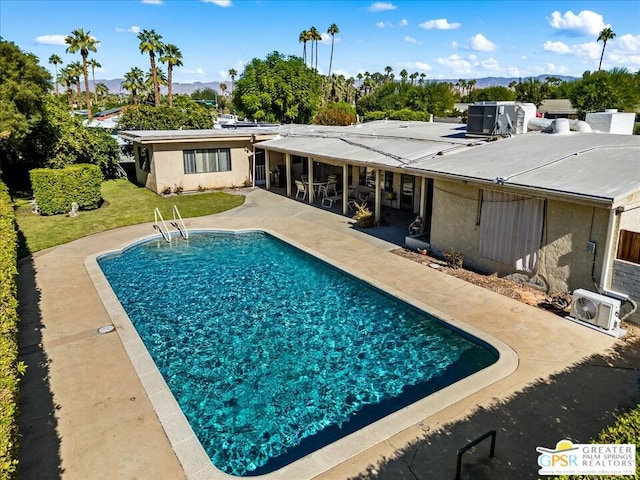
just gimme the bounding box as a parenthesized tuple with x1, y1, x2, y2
(16, 188, 637, 480)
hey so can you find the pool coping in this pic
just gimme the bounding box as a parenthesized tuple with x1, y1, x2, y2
(84, 228, 518, 480)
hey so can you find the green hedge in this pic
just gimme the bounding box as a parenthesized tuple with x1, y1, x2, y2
(0, 180, 21, 478)
(30, 164, 102, 216)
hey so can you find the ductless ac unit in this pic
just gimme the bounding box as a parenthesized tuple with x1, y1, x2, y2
(567, 289, 625, 337)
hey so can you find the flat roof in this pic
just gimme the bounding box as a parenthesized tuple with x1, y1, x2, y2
(119, 126, 281, 143)
(260, 122, 640, 207)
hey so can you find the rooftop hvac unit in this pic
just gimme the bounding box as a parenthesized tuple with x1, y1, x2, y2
(466, 102, 517, 137)
(567, 289, 626, 337)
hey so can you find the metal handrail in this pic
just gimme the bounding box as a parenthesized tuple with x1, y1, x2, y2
(455, 430, 496, 480)
(153, 208, 172, 242)
(171, 205, 189, 239)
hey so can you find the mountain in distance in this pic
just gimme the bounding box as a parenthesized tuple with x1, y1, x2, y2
(97, 75, 577, 94)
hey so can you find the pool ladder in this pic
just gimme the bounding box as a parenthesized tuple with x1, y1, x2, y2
(153, 206, 189, 242)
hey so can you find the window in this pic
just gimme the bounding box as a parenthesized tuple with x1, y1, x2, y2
(183, 148, 231, 174)
(479, 190, 544, 272)
(138, 146, 150, 172)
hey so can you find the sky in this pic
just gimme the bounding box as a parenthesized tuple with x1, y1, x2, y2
(1, 0, 639, 86)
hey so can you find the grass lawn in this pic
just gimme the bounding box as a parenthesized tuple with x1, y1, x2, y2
(14, 179, 245, 256)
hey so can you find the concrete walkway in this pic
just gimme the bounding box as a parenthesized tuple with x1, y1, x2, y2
(17, 188, 639, 479)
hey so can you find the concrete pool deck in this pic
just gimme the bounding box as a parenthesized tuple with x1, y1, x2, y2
(17, 188, 639, 479)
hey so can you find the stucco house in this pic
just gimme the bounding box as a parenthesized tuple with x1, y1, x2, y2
(118, 127, 280, 194)
(118, 111, 640, 304)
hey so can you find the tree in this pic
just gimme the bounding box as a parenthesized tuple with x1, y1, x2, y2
(228, 68, 237, 93)
(469, 85, 516, 103)
(313, 101, 356, 125)
(327, 23, 339, 77)
(513, 77, 550, 107)
(159, 43, 183, 106)
(117, 102, 213, 131)
(597, 27, 616, 71)
(65, 28, 99, 120)
(220, 83, 227, 97)
(48, 53, 63, 95)
(137, 29, 165, 107)
(298, 30, 309, 65)
(121, 67, 145, 105)
(95, 82, 109, 101)
(384, 65, 393, 81)
(399, 69, 408, 84)
(0, 39, 52, 187)
(58, 66, 75, 109)
(233, 51, 322, 123)
(308, 26, 321, 70)
(88, 58, 101, 103)
(68, 61, 84, 103)
(569, 68, 640, 118)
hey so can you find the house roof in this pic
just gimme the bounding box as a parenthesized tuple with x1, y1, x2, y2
(119, 127, 281, 143)
(259, 121, 640, 208)
(408, 132, 640, 207)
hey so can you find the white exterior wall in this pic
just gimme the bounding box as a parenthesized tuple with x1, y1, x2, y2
(585, 111, 635, 135)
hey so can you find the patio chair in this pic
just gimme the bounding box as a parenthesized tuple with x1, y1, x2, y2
(408, 216, 423, 235)
(295, 180, 308, 199)
(319, 179, 338, 198)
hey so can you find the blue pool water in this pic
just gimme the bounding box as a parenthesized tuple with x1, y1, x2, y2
(98, 231, 497, 476)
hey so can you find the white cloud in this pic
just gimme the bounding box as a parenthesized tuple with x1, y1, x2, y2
(436, 54, 472, 74)
(419, 18, 461, 30)
(368, 2, 396, 12)
(404, 36, 421, 44)
(399, 19, 408, 27)
(201, 0, 232, 6)
(375, 21, 393, 28)
(573, 41, 601, 60)
(141, 0, 163, 4)
(451, 40, 458, 48)
(468, 54, 477, 61)
(542, 40, 572, 54)
(470, 33, 496, 51)
(546, 63, 569, 74)
(609, 34, 640, 67)
(415, 61, 432, 72)
(507, 66, 522, 76)
(34, 34, 66, 46)
(547, 10, 606, 36)
(479, 58, 501, 71)
(613, 33, 640, 53)
(115, 25, 140, 34)
(521, 55, 527, 60)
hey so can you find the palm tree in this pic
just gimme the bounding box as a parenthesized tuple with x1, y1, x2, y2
(58, 66, 75, 109)
(137, 29, 165, 106)
(121, 67, 145, 105)
(409, 72, 418, 85)
(384, 65, 393, 81)
(65, 28, 100, 119)
(298, 30, 309, 64)
(309, 26, 321, 70)
(327, 23, 339, 76)
(68, 61, 84, 105)
(597, 27, 616, 71)
(228, 68, 237, 93)
(95, 82, 109, 102)
(399, 69, 408, 84)
(159, 43, 183, 106)
(48, 54, 63, 95)
(220, 83, 227, 96)
(88, 58, 101, 103)
(419, 73, 426, 85)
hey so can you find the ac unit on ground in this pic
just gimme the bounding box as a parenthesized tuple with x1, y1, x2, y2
(569, 289, 621, 332)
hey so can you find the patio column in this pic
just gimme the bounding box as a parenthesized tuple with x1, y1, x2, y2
(264, 149, 270, 189)
(419, 176, 426, 224)
(374, 169, 381, 224)
(285, 152, 292, 197)
(342, 163, 349, 215)
(307, 157, 314, 203)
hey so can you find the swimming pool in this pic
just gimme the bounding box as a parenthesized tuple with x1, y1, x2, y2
(97, 231, 499, 477)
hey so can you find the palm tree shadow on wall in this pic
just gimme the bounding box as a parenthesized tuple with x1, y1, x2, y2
(348, 332, 640, 480)
(16, 237, 62, 479)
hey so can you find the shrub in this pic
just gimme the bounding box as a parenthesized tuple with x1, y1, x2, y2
(0, 180, 22, 477)
(30, 164, 102, 215)
(443, 248, 464, 269)
(352, 202, 375, 228)
(313, 102, 356, 126)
